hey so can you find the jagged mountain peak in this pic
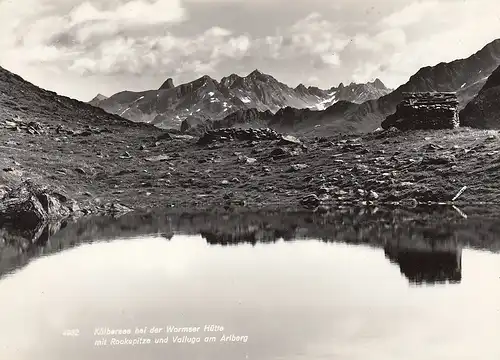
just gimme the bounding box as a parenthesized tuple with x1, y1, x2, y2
(159, 77, 175, 90)
(220, 73, 243, 87)
(247, 69, 263, 77)
(245, 69, 276, 82)
(226, 73, 242, 80)
(371, 78, 387, 90)
(88, 93, 108, 106)
(194, 74, 216, 83)
(92, 93, 107, 101)
(185, 74, 218, 89)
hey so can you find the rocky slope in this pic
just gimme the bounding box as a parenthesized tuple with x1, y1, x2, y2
(222, 38, 500, 135)
(91, 69, 390, 130)
(359, 38, 500, 129)
(460, 64, 500, 128)
(0, 65, 162, 216)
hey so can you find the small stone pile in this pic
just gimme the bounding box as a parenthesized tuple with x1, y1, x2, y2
(382, 92, 459, 130)
(197, 128, 281, 145)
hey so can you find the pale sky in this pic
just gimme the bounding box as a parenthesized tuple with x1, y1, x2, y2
(0, 0, 499, 101)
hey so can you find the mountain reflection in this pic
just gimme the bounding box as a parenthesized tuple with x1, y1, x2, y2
(1, 205, 499, 283)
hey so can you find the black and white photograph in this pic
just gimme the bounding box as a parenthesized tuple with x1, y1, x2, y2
(1, 0, 500, 359)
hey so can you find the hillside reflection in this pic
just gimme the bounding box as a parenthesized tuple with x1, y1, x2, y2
(2, 205, 500, 283)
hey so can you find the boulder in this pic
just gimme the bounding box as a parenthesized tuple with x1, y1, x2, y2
(0, 194, 47, 230)
(382, 92, 459, 130)
(0, 184, 74, 234)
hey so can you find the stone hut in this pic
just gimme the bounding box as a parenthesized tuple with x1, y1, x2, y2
(381, 92, 459, 130)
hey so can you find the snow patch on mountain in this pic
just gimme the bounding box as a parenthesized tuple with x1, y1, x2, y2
(313, 91, 338, 110)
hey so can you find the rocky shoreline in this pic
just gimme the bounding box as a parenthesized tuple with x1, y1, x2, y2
(3, 124, 500, 238)
(4, 121, 500, 277)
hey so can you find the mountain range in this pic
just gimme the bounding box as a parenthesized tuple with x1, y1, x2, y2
(184, 38, 500, 135)
(89, 70, 391, 130)
(88, 38, 500, 135)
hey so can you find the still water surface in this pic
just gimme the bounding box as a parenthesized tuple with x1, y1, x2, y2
(0, 234, 499, 360)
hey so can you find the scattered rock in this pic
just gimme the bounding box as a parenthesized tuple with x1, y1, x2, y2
(103, 203, 133, 217)
(278, 135, 302, 146)
(422, 143, 444, 151)
(145, 154, 170, 162)
(236, 155, 257, 164)
(288, 164, 309, 172)
(338, 143, 364, 152)
(4, 120, 18, 129)
(115, 169, 137, 176)
(300, 194, 321, 208)
(197, 128, 281, 145)
(120, 151, 132, 159)
(269, 147, 288, 158)
(269, 147, 302, 159)
(369, 190, 380, 200)
(421, 154, 456, 166)
(156, 132, 173, 141)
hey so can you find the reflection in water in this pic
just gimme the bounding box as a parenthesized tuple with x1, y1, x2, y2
(1, 205, 500, 281)
(383, 228, 462, 284)
(384, 245, 462, 284)
(0, 235, 499, 360)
